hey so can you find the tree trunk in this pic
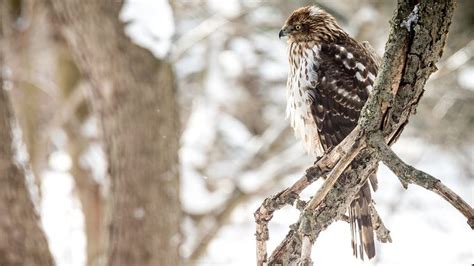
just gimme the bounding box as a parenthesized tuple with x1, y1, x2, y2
(47, 1, 181, 265)
(3, 0, 58, 200)
(0, 12, 54, 264)
(55, 45, 106, 266)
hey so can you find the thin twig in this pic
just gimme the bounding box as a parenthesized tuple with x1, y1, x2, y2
(368, 203, 392, 243)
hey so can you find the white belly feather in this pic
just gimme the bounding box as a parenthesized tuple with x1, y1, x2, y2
(286, 42, 324, 157)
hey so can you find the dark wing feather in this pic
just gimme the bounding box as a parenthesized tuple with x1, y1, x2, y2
(310, 42, 377, 150)
(308, 41, 379, 260)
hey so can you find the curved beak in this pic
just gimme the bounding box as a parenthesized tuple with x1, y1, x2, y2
(279, 27, 289, 39)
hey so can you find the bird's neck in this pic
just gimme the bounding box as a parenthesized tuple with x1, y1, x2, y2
(287, 41, 318, 71)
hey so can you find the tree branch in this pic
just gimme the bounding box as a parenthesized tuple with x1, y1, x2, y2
(368, 202, 392, 243)
(254, 126, 366, 265)
(373, 133, 474, 228)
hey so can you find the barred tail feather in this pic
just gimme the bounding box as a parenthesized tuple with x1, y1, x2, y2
(349, 182, 375, 260)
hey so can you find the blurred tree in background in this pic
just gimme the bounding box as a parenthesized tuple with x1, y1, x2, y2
(1, 1, 53, 264)
(47, 1, 181, 265)
(3, 0, 180, 265)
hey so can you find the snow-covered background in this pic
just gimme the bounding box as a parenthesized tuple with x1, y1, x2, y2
(40, 0, 473, 265)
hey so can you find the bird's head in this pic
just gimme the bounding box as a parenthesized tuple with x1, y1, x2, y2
(279, 6, 346, 43)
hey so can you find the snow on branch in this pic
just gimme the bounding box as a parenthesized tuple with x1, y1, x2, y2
(400, 4, 419, 31)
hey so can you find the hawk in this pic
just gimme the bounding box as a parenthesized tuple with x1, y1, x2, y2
(279, 6, 379, 260)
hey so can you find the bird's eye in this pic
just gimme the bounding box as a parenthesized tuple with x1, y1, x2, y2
(295, 25, 302, 30)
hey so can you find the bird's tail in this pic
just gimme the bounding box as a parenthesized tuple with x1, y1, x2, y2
(349, 181, 375, 260)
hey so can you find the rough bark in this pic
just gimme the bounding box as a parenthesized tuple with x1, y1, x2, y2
(256, 0, 470, 265)
(0, 85, 55, 266)
(0, 5, 54, 263)
(47, 1, 181, 266)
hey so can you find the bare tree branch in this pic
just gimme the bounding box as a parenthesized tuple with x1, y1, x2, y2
(368, 203, 392, 244)
(305, 136, 365, 211)
(254, 126, 367, 265)
(373, 133, 474, 228)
